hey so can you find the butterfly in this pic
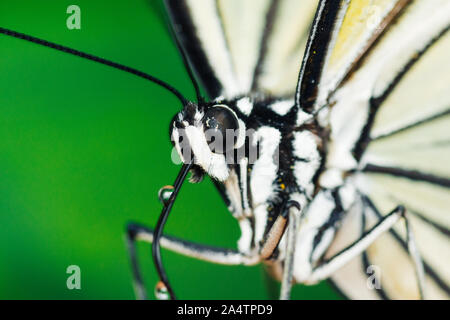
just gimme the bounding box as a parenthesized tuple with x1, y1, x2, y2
(1, 0, 448, 300)
(129, 0, 449, 300)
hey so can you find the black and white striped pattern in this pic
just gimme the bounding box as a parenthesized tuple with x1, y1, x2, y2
(316, 0, 450, 299)
(163, 0, 450, 299)
(165, 0, 317, 99)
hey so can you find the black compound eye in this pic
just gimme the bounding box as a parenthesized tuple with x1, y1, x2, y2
(203, 105, 239, 153)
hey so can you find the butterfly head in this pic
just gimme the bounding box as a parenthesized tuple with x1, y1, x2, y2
(170, 101, 246, 182)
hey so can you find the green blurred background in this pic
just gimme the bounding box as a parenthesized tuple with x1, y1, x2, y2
(0, 0, 340, 299)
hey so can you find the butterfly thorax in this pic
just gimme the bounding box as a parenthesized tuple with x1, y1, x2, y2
(212, 96, 328, 255)
(170, 95, 329, 256)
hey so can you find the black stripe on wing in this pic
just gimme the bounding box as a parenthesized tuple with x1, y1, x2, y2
(295, 0, 346, 113)
(408, 207, 450, 239)
(296, 0, 413, 114)
(361, 164, 450, 238)
(353, 25, 450, 162)
(310, 189, 344, 262)
(154, 0, 203, 101)
(165, 0, 223, 98)
(362, 164, 450, 189)
(338, 0, 412, 89)
(372, 108, 450, 141)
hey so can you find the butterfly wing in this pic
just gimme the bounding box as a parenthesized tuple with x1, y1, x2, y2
(164, 0, 317, 99)
(299, 0, 450, 299)
(163, 0, 450, 299)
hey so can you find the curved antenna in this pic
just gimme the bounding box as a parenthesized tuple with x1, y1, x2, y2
(170, 27, 204, 103)
(0, 27, 188, 106)
(161, 5, 203, 103)
(152, 162, 192, 300)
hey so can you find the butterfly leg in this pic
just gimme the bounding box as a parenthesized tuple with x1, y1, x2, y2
(362, 196, 426, 299)
(280, 202, 302, 300)
(258, 201, 301, 300)
(303, 203, 425, 298)
(259, 201, 301, 260)
(125, 222, 259, 299)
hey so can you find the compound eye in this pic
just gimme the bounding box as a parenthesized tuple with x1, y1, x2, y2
(203, 105, 239, 154)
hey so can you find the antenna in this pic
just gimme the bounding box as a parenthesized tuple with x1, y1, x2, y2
(0, 27, 189, 106)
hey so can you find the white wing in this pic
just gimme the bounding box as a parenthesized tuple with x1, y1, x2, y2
(316, 0, 450, 299)
(165, 0, 318, 99)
